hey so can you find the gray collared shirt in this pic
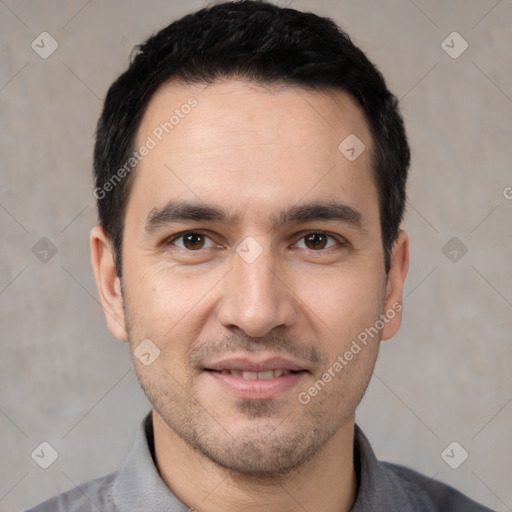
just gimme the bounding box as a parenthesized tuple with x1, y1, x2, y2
(26, 413, 495, 511)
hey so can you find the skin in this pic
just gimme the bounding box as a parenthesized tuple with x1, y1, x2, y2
(90, 79, 409, 512)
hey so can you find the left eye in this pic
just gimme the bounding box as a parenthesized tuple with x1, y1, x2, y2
(294, 233, 339, 250)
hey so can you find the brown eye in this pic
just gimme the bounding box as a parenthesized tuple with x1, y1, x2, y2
(169, 232, 215, 250)
(182, 233, 205, 250)
(293, 232, 341, 251)
(304, 233, 328, 250)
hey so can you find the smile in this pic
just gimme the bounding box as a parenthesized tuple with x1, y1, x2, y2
(203, 356, 309, 400)
(217, 369, 295, 379)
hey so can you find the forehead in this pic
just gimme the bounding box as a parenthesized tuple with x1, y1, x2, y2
(127, 79, 378, 227)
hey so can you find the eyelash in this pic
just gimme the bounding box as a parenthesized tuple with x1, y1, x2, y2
(165, 231, 346, 251)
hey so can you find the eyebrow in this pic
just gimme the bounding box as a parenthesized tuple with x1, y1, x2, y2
(144, 199, 364, 233)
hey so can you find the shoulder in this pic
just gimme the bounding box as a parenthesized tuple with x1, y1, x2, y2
(25, 471, 118, 512)
(382, 461, 496, 511)
(353, 425, 495, 511)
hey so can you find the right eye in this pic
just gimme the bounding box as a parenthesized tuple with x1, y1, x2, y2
(166, 231, 217, 251)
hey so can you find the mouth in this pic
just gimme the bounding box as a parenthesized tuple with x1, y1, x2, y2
(213, 368, 297, 379)
(203, 356, 309, 400)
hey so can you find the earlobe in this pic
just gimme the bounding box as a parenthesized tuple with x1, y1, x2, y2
(381, 230, 409, 341)
(90, 225, 128, 342)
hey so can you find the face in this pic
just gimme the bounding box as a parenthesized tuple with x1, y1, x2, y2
(91, 79, 408, 477)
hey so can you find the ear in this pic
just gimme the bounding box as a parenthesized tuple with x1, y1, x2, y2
(90, 225, 128, 342)
(381, 229, 409, 341)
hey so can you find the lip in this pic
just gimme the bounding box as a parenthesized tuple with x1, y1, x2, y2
(205, 355, 307, 373)
(206, 370, 306, 400)
(204, 354, 309, 400)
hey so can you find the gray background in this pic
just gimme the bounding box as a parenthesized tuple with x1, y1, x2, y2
(1, 0, 511, 510)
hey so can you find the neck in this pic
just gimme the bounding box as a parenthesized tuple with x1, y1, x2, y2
(152, 410, 357, 512)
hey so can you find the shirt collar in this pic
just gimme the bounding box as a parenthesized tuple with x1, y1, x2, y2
(112, 413, 189, 511)
(351, 424, 414, 511)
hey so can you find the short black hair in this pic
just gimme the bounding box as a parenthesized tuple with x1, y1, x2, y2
(93, 0, 410, 276)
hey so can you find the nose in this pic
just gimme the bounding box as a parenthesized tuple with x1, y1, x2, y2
(216, 245, 297, 338)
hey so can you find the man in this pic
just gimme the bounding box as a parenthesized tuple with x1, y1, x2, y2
(28, 1, 494, 510)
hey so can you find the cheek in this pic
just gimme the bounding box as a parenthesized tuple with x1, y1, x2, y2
(295, 263, 385, 345)
(123, 264, 220, 349)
